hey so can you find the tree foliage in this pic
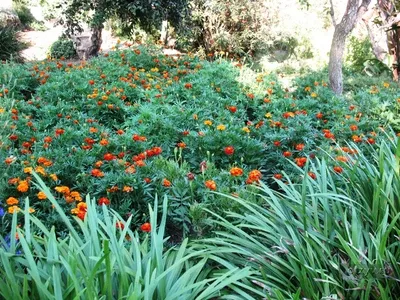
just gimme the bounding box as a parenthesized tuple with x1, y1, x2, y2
(61, 0, 188, 35)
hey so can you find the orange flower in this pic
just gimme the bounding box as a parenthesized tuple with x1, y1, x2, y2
(273, 173, 283, 180)
(17, 180, 29, 193)
(55, 186, 70, 195)
(70, 191, 82, 201)
(248, 170, 262, 182)
(349, 124, 358, 131)
(295, 144, 305, 151)
(184, 83, 193, 89)
(37, 191, 47, 200)
(177, 142, 186, 148)
(336, 156, 348, 162)
(98, 197, 110, 205)
(123, 186, 133, 192)
(99, 139, 109, 146)
(333, 166, 343, 173)
(6, 197, 19, 206)
(55, 128, 65, 136)
(228, 106, 237, 113)
(283, 151, 292, 157)
(91, 169, 104, 177)
(49, 173, 58, 181)
(163, 178, 172, 187)
(103, 153, 116, 161)
(308, 172, 316, 180)
(295, 157, 307, 167)
(205, 180, 217, 191)
(224, 146, 235, 155)
(230, 167, 243, 177)
(71, 202, 87, 220)
(125, 165, 136, 174)
(140, 222, 151, 232)
(8, 205, 20, 214)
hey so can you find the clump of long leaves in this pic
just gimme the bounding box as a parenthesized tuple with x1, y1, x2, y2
(0, 172, 256, 299)
(198, 135, 400, 299)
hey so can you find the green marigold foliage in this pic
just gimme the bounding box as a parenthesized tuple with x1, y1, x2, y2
(0, 44, 399, 239)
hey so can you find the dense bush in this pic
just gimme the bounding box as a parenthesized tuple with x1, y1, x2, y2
(0, 45, 399, 239)
(49, 38, 76, 59)
(0, 25, 25, 61)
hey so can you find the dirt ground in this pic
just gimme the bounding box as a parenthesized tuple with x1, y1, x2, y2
(18, 25, 121, 61)
(18, 25, 181, 62)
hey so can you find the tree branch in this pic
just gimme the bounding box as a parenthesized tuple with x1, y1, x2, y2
(329, 0, 337, 27)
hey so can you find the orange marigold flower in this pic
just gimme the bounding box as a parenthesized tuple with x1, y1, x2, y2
(144, 177, 152, 184)
(8, 205, 20, 214)
(295, 157, 307, 167)
(24, 167, 33, 174)
(50, 173, 58, 181)
(283, 151, 292, 157)
(125, 165, 136, 174)
(35, 166, 46, 176)
(184, 83, 193, 89)
(248, 170, 262, 182)
(140, 222, 151, 232)
(205, 180, 217, 191)
(333, 166, 343, 173)
(103, 153, 116, 161)
(273, 173, 283, 180)
(99, 139, 109, 146)
(336, 156, 348, 162)
(55, 128, 65, 136)
(70, 191, 82, 201)
(55, 186, 70, 194)
(228, 106, 237, 113)
(98, 197, 110, 205)
(204, 120, 213, 126)
(123, 186, 133, 193)
(37, 191, 47, 200)
(163, 178, 172, 187)
(6, 197, 19, 206)
(230, 167, 243, 177)
(295, 144, 305, 151)
(349, 124, 358, 131)
(177, 142, 186, 148)
(17, 180, 29, 193)
(5, 157, 16, 165)
(224, 146, 235, 155)
(308, 172, 316, 179)
(91, 168, 104, 177)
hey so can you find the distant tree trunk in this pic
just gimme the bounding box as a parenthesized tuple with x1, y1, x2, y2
(362, 0, 400, 81)
(328, 0, 372, 94)
(88, 24, 103, 58)
(362, 5, 389, 62)
(160, 20, 168, 45)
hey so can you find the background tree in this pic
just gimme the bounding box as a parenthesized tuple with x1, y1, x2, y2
(328, 0, 372, 95)
(363, 0, 400, 81)
(61, 0, 188, 57)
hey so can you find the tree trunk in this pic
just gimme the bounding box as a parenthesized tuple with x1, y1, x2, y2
(328, 0, 372, 94)
(88, 24, 103, 58)
(362, 4, 389, 62)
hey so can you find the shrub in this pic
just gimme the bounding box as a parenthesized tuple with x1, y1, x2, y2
(0, 25, 25, 61)
(12, 2, 35, 28)
(49, 38, 76, 59)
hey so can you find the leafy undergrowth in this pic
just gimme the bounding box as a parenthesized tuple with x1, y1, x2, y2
(0, 44, 399, 238)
